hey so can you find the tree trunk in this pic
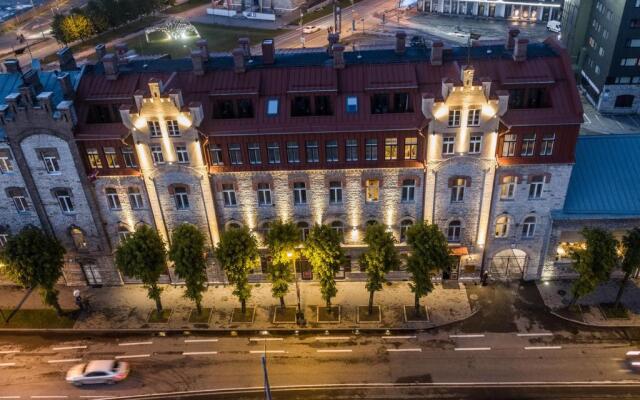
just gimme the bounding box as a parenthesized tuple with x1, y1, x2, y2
(279, 296, 285, 309)
(196, 300, 202, 315)
(615, 271, 631, 308)
(154, 296, 163, 314)
(326, 298, 331, 309)
(368, 291, 375, 315)
(414, 293, 421, 317)
(241, 298, 246, 314)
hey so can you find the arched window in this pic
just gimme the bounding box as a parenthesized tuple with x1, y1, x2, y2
(400, 219, 413, 242)
(447, 220, 461, 242)
(118, 225, 132, 242)
(70, 227, 87, 250)
(495, 215, 509, 238)
(105, 188, 121, 210)
(127, 187, 144, 209)
(366, 220, 378, 227)
(297, 221, 309, 241)
(615, 94, 635, 108)
(331, 221, 344, 238)
(522, 216, 536, 238)
(227, 222, 241, 230)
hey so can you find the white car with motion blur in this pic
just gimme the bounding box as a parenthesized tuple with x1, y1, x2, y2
(66, 360, 130, 386)
(303, 25, 321, 34)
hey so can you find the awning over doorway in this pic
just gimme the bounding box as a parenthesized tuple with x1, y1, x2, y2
(451, 247, 469, 256)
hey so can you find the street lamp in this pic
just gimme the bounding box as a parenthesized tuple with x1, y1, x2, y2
(287, 250, 305, 326)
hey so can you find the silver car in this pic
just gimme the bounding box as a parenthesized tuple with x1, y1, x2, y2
(66, 360, 130, 386)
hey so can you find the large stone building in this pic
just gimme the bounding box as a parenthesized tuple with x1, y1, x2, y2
(419, 0, 562, 22)
(6, 31, 632, 287)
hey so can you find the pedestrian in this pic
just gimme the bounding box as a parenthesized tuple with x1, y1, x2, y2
(481, 271, 489, 286)
(73, 289, 83, 311)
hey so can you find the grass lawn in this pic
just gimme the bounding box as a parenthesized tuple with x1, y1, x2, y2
(165, 0, 210, 14)
(188, 308, 212, 324)
(599, 303, 630, 319)
(357, 305, 381, 323)
(148, 309, 172, 323)
(126, 23, 284, 59)
(0, 309, 76, 329)
(294, 0, 364, 26)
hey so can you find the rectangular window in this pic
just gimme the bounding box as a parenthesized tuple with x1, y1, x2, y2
(0, 234, 8, 247)
(325, 140, 338, 162)
(365, 179, 379, 202)
(384, 138, 397, 160)
(627, 39, 640, 47)
(291, 96, 312, 116)
(467, 108, 481, 126)
(540, 133, 555, 156)
(306, 141, 319, 163)
(148, 120, 161, 137)
(620, 58, 638, 66)
(267, 99, 279, 116)
(528, 176, 544, 199)
(287, 142, 300, 163)
(404, 137, 417, 160)
(371, 94, 390, 114)
(469, 135, 482, 154)
(222, 183, 237, 206)
(448, 109, 461, 127)
(248, 143, 261, 165)
(210, 145, 224, 165)
(42, 155, 60, 173)
(293, 182, 307, 205)
(166, 120, 180, 136)
(315, 96, 333, 116)
(450, 178, 465, 203)
(502, 134, 516, 157)
(175, 145, 189, 163)
(104, 147, 119, 168)
(229, 144, 242, 165)
(213, 99, 235, 118)
(393, 93, 411, 113)
(401, 179, 415, 203)
(174, 187, 190, 210)
(257, 183, 272, 206)
(237, 99, 254, 118)
(442, 136, 455, 155)
(56, 190, 74, 213)
(346, 96, 358, 113)
(13, 195, 28, 212)
(365, 139, 378, 161)
(346, 139, 358, 161)
(500, 176, 517, 200)
(122, 147, 136, 168)
(267, 143, 281, 164)
(329, 181, 343, 204)
(106, 189, 121, 210)
(521, 133, 536, 156)
(87, 148, 103, 169)
(128, 188, 144, 209)
(0, 152, 13, 173)
(150, 145, 164, 164)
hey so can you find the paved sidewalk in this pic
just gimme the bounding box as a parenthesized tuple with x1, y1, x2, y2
(537, 279, 640, 327)
(0, 281, 473, 330)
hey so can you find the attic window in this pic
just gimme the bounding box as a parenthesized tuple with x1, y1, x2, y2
(267, 99, 279, 116)
(213, 98, 254, 119)
(346, 96, 358, 113)
(86, 104, 122, 124)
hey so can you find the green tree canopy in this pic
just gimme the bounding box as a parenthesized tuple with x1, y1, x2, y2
(265, 220, 300, 308)
(360, 223, 400, 314)
(302, 224, 345, 308)
(405, 222, 452, 317)
(115, 225, 167, 313)
(616, 227, 640, 306)
(169, 224, 208, 314)
(0, 226, 66, 314)
(214, 226, 259, 314)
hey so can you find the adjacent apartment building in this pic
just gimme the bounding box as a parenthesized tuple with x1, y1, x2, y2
(420, 0, 563, 22)
(0, 32, 587, 286)
(562, 0, 640, 113)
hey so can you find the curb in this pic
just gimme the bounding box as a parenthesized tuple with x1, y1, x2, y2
(549, 309, 640, 329)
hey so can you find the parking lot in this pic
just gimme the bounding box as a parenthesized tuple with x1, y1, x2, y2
(581, 95, 640, 135)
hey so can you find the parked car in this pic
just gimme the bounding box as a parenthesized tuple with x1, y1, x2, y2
(303, 25, 320, 34)
(546, 20, 561, 33)
(626, 350, 640, 372)
(66, 360, 130, 386)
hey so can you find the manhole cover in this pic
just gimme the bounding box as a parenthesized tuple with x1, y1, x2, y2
(469, 294, 479, 300)
(558, 289, 566, 296)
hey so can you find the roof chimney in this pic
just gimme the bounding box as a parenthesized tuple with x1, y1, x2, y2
(232, 48, 245, 73)
(22, 69, 43, 94)
(191, 50, 204, 76)
(395, 31, 407, 55)
(262, 39, 275, 65)
(238, 37, 251, 58)
(103, 54, 119, 80)
(56, 47, 77, 71)
(4, 59, 20, 74)
(513, 38, 528, 62)
(196, 39, 209, 61)
(95, 44, 107, 60)
(115, 43, 129, 64)
(57, 72, 75, 100)
(333, 44, 345, 69)
(506, 29, 520, 51)
(430, 41, 443, 66)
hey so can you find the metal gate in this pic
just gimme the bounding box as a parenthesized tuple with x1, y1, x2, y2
(490, 251, 528, 281)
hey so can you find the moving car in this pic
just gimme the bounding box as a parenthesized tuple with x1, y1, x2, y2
(303, 25, 320, 34)
(546, 20, 561, 33)
(626, 350, 640, 372)
(66, 360, 130, 386)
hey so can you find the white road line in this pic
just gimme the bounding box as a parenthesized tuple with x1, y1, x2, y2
(249, 350, 286, 354)
(454, 347, 491, 351)
(0, 396, 20, 399)
(182, 351, 218, 356)
(52, 345, 87, 351)
(449, 334, 485, 338)
(118, 341, 153, 346)
(386, 348, 422, 352)
(114, 354, 151, 359)
(184, 339, 218, 343)
(583, 112, 592, 124)
(30, 397, 68, 399)
(0, 362, 16, 367)
(517, 332, 553, 337)
(47, 358, 82, 364)
(315, 336, 350, 341)
(79, 397, 107, 398)
(382, 335, 416, 340)
(524, 346, 562, 350)
(249, 337, 283, 341)
(0, 350, 20, 354)
(317, 349, 353, 353)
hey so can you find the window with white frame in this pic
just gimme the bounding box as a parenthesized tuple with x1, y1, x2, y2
(148, 120, 161, 137)
(175, 145, 189, 163)
(346, 96, 358, 113)
(306, 141, 319, 163)
(326, 140, 339, 162)
(248, 143, 261, 165)
(150, 145, 164, 164)
(0, 152, 13, 173)
(365, 179, 379, 202)
(521, 133, 536, 156)
(540, 133, 555, 156)
(0, 233, 9, 247)
(229, 143, 242, 165)
(287, 142, 300, 163)
(166, 120, 180, 136)
(400, 219, 413, 242)
(404, 137, 417, 160)
(447, 220, 461, 242)
(210, 145, 224, 165)
(267, 99, 279, 116)
(222, 183, 237, 206)
(528, 175, 544, 199)
(450, 178, 465, 203)
(522, 216, 536, 238)
(267, 142, 280, 164)
(87, 148, 103, 169)
(346, 139, 358, 161)
(401, 179, 415, 202)
(174, 186, 190, 210)
(500, 176, 517, 200)
(55, 189, 74, 213)
(118, 226, 132, 242)
(42, 154, 60, 173)
(329, 181, 342, 204)
(467, 108, 481, 126)
(469, 135, 482, 154)
(442, 136, 455, 155)
(293, 182, 307, 205)
(365, 139, 377, 160)
(10, 189, 28, 213)
(502, 134, 517, 157)
(298, 221, 310, 241)
(257, 183, 272, 206)
(331, 221, 344, 239)
(105, 188, 121, 210)
(122, 147, 136, 168)
(494, 215, 509, 238)
(448, 109, 461, 127)
(104, 147, 119, 168)
(128, 187, 144, 209)
(384, 138, 397, 160)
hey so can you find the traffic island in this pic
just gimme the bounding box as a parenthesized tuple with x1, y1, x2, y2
(404, 306, 429, 322)
(272, 306, 297, 324)
(188, 308, 212, 324)
(230, 307, 255, 324)
(357, 306, 381, 323)
(147, 309, 172, 324)
(316, 306, 341, 323)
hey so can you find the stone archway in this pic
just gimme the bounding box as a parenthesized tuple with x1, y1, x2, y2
(490, 248, 529, 280)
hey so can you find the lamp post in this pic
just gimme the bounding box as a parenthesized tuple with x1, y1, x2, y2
(287, 251, 305, 326)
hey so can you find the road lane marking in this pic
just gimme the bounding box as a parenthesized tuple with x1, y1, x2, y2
(30, 397, 68, 399)
(386, 348, 422, 352)
(0, 363, 16, 367)
(47, 358, 82, 364)
(52, 345, 87, 351)
(382, 336, 416, 340)
(317, 349, 353, 353)
(114, 354, 151, 359)
(626, 351, 640, 356)
(182, 351, 218, 356)
(0, 396, 20, 399)
(184, 339, 219, 343)
(249, 337, 283, 342)
(315, 336, 350, 341)
(524, 346, 562, 350)
(449, 334, 485, 338)
(249, 350, 286, 354)
(118, 341, 153, 346)
(454, 347, 491, 351)
(517, 332, 553, 337)
(0, 350, 20, 354)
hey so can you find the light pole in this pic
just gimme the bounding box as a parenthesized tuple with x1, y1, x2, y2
(287, 251, 305, 326)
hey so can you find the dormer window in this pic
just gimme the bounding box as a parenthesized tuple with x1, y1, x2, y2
(393, 93, 412, 113)
(371, 94, 390, 114)
(267, 99, 279, 116)
(213, 98, 254, 119)
(291, 96, 312, 116)
(371, 92, 412, 114)
(315, 96, 332, 116)
(346, 96, 358, 113)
